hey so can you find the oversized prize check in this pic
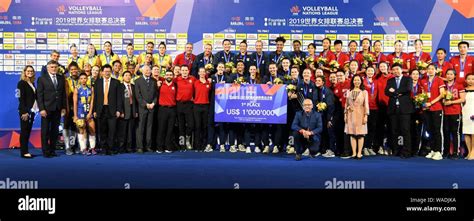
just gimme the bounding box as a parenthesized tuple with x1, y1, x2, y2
(214, 83, 287, 124)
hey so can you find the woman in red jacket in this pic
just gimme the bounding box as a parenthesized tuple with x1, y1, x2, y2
(387, 40, 410, 74)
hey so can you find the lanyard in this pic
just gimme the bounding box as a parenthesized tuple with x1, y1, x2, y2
(105, 54, 111, 64)
(256, 53, 263, 68)
(322, 49, 328, 58)
(377, 52, 382, 63)
(350, 52, 356, 60)
(460, 57, 466, 72)
(273, 52, 282, 63)
(218, 74, 224, 83)
(428, 77, 434, 93)
(224, 52, 231, 63)
(184, 53, 191, 65)
(413, 83, 418, 96)
(367, 78, 374, 95)
(303, 83, 309, 97)
(416, 51, 422, 63)
(204, 55, 211, 65)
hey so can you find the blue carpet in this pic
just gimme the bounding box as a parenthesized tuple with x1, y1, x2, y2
(1, 149, 473, 189)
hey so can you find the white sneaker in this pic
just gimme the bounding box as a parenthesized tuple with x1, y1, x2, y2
(286, 147, 295, 154)
(377, 147, 385, 155)
(363, 148, 370, 156)
(322, 150, 335, 158)
(425, 151, 435, 159)
(302, 149, 310, 156)
(230, 145, 237, 153)
(262, 146, 270, 154)
(272, 146, 279, 154)
(255, 147, 261, 153)
(219, 145, 226, 153)
(368, 149, 377, 156)
(204, 145, 213, 152)
(245, 147, 251, 154)
(431, 151, 443, 160)
(238, 144, 246, 152)
(165, 150, 172, 153)
(156, 150, 163, 153)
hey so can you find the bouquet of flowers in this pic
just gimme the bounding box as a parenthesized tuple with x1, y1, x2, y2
(316, 102, 327, 112)
(286, 84, 297, 93)
(58, 66, 65, 75)
(317, 57, 328, 66)
(273, 77, 283, 85)
(304, 56, 315, 65)
(416, 61, 429, 71)
(435, 67, 443, 76)
(225, 62, 235, 70)
(75, 119, 85, 128)
(413, 93, 429, 108)
(293, 57, 303, 66)
(362, 54, 375, 68)
(283, 74, 292, 81)
(444, 91, 454, 100)
(329, 60, 340, 71)
(204, 63, 214, 72)
(393, 58, 403, 65)
(233, 76, 246, 85)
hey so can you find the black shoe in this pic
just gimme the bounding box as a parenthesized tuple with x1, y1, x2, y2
(43, 154, 53, 158)
(126, 148, 133, 153)
(295, 154, 302, 161)
(105, 150, 112, 155)
(50, 152, 58, 157)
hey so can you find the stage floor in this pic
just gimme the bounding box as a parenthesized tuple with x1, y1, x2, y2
(0, 149, 473, 189)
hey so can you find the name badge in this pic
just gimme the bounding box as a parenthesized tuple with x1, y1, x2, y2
(460, 71, 465, 78)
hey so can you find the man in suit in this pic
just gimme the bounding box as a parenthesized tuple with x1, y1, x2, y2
(134, 65, 157, 153)
(385, 63, 414, 158)
(117, 71, 138, 153)
(93, 64, 123, 155)
(36, 60, 67, 158)
(292, 99, 323, 161)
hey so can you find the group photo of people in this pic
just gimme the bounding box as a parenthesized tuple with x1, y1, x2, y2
(16, 37, 474, 161)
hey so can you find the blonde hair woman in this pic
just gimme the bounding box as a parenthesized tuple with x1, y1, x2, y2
(17, 65, 38, 158)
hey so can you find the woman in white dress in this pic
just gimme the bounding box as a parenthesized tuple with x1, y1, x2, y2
(463, 73, 474, 160)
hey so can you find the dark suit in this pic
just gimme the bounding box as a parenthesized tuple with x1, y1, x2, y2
(37, 73, 67, 156)
(17, 80, 37, 155)
(93, 77, 123, 153)
(385, 75, 414, 156)
(117, 83, 138, 151)
(134, 76, 157, 150)
(291, 110, 323, 155)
